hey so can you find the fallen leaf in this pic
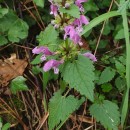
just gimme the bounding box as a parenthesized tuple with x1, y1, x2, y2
(0, 54, 28, 88)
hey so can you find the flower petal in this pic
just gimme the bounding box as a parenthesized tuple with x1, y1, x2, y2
(83, 52, 97, 62)
(43, 59, 64, 73)
(32, 46, 44, 54)
(50, 4, 58, 16)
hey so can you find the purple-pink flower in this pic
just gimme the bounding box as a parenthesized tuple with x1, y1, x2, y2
(75, 0, 87, 12)
(43, 59, 64, 74)
(32, 46, 54, 55)
(83, 52, 97, 62)
(50, 4, 58, 16)
(73, 15, 89, 27)
(64, 25, 81, 44)
(32, 46, 54, 61)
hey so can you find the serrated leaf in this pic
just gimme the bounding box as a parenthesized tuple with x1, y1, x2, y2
(0, 35, 8, 46)
(10, 76, 28, 94)
(61, 55, 95, 101)
(59, 4, 80, 18)
(37, 25, 59, 51)
(0, 8, 8, 18)
(8, 19, 29, 42)
(98, 67, 115, 85)
(0, 10, 18, 32)
(33, 0, 44, 8)
(48, 91, 84, 130)
(90, 100, 120, 130)
(115, 60, 125, 75)
(115, 77, 126, 91)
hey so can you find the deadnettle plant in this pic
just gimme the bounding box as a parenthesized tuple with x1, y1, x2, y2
(32, 0, 97, 74)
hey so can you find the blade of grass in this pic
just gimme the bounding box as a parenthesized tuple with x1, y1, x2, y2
(82, 11, 121, 35)
(121, 8, 130, 127)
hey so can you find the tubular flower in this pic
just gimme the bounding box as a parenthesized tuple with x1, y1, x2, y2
(75, 0, 87, 12)
(43, 59, 64, 74)
(83, 52, 97, 62)
(73, 15, 89, 27)
(64, 25, 81, 44)
(32, 46, 54, 55)
(50, 4, 58, 16)
(32, 46, 54, 61)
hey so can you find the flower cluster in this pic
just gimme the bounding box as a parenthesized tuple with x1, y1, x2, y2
(32, 46, 97, 74)
(32, 46, 63, 74)
(32, 0, 97, 74)
(49, 0, 89, 45)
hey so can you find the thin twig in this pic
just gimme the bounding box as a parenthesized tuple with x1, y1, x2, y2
(94, 0, 115, 55)
(33, 2, 45, 29)
(20, 1, 43, 30)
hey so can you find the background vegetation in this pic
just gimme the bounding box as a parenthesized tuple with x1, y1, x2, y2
(0, 0, 130, 130)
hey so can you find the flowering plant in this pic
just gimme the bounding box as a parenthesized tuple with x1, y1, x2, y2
(32, 0, 96, 74)
(31, 0, 127, 130)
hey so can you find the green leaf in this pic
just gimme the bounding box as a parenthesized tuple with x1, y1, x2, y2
(37, 25, 59, 51)
(32, 66, 42, 75)
(103, 22, 114, 35)
(0, 10, 18, 32)
(8, 19, 29, 42)
(114, 28, 125, 39)
(43, 71, 49, 90)
(59, 4, 80, 18)
(61, 55, 95, 101)
(2, 123, 10, 130)
(31, 54, 42, 65)
(82, 11, 121, 35)
(10, 76, 28, 94)
(98, 40, 108, 49)
(115, 60, 125, 76)
(90, 100, 120, 130)
(98, 67, 116, 85)
(48, 91, 84, 130)
(115, 77, 126, 91)
(0, 35, 8, 46)
(83, 0, 99, 12)
(101, 83, 112, 92)
(33, 0, 44, 8)
(0, 8, 8, 18)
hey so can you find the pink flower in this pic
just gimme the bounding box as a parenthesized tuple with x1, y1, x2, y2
(32, 46, 54, 55)
(50, 4, 58, 16)
(64, 25, 81, 44)
(43, 59, 64, 74)
(32, 46, 54, 61)
(73, 15, 89, 27)
(83, 52, 97, 62)
(32, 46, 44, 54)
(75, 0, 87, 12)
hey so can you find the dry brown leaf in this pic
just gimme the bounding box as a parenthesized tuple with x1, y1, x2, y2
(0, 54, 28, 87)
